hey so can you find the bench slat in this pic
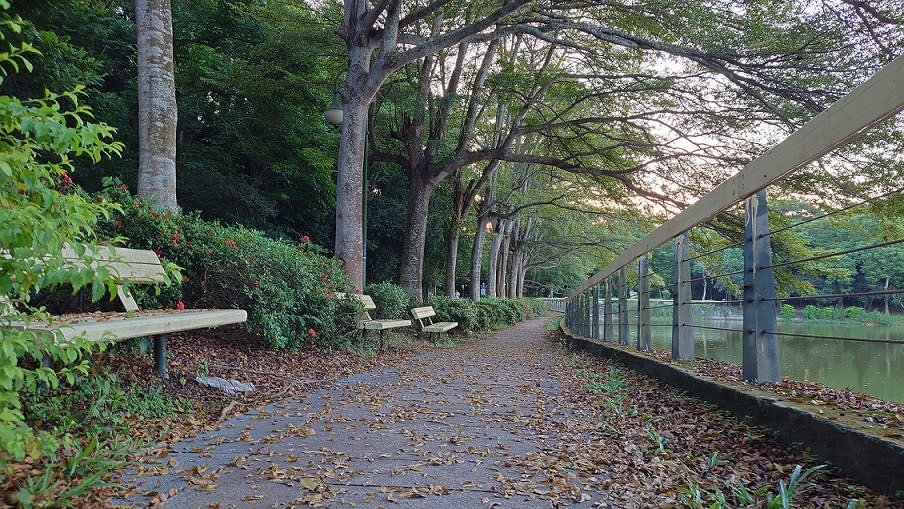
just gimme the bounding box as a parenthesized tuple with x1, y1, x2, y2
(364, 319, 412, 331)
(61, 245, 166, 284)
(410, 306, 436, 320)
(423, 321, 457, 333)
(12, 309, 247, 343)
(334, 292, 377, 311)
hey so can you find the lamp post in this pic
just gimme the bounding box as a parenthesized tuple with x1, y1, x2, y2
(325, 84, 367, 290)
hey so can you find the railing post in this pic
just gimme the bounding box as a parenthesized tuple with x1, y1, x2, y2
(743, 190, 781, 382)
(638, 255, 651, 351)
(592, 284, 600, 340)
(672, 232, 695, 359)
(618, 267, 629, 345)
(603, 278, 613, 342)
(565, 299, 572, 330)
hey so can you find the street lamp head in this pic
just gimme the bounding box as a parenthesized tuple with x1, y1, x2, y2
(324, 107, 344, 125)
(325, 82, 344, 125)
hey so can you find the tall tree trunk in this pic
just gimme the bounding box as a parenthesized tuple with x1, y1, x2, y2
(444, 224, 461, 297)
(470, 207, 492, 301)
(518, 263, 528, 298)
(497, 220, 512, 297)
(136, 0, 177, 211)
(509, 249, 521, 298)
(444, 175, 466, 297)
(508, 221, 522, 298)
(399, 172, 433, 302)
(487, 218, 501, 298)
(701, 270, 708, 301)
(333, 47, 372, 292)
(884, 277, 890, 316)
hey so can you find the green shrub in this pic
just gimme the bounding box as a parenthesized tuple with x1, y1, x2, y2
(475, 298, 518, 327)
(426, 296, 481, 332)
(426, 296, 546, 334)
(844, 306, 865, 319)
(779, 304, 795, 319)
(93, 180, 359, 351)
(365, 282, 413, 319)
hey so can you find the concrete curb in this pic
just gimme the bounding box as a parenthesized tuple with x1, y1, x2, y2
(561, 324, 904, 497)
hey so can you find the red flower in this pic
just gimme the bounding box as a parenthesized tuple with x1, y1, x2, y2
(119, 183, 129, 191)
(149, 210, 158, 218)
(176, 300, 186, 310)
(171, 233, 181, 247)
(153, 248, 163, 258)
(181, 275, 189, 284)
(114, 219, 123, 229)
(307, 328, 317, 338)
(300, 235, 311, 243)
(61, 172, 73, 186)
(225, 239, 236, 247)
(249, 279, 259, 288)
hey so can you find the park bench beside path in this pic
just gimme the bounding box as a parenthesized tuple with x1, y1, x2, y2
(3, 245, 246, 374)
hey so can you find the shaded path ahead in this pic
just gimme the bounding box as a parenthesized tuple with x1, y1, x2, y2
(119, 318, 601, 508)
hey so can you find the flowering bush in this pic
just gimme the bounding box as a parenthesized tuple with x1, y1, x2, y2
(93, 180, 359, 351)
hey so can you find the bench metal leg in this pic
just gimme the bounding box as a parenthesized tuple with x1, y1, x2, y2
(153, 334, 169, 375)
(379, 330, 385, 352)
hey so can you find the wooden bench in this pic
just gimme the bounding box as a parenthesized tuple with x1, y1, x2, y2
(410, 306, 458, 342)
(334, 293, 411, 350)
(4, 245, 247, 374)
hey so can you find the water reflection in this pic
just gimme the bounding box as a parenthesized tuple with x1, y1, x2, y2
(600, 310, 904, 403)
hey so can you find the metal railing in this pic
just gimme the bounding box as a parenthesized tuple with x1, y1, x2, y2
(563, 56, 904, 383)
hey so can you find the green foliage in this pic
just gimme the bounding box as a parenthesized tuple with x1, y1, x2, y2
(427, 296, 481, 332)
(426, 296, 546, 334)
(24, 374, 185, 435)
(93, 181, 359, 351)
(13, 435, 129, 509)
(844, 306, 865, 319)
(365, 282, 414, 319)
(679, 464, 829, 509)
(779, 304, 795, 319)
(0, 8, 124, 465)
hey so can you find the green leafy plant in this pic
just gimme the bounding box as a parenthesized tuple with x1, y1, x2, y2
(779, 304, 795, 319)
(0, 4, 124, 465)
(365, 282, 413, 319)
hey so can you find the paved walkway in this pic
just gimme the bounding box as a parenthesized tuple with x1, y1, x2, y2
(118, 318, 601, 508)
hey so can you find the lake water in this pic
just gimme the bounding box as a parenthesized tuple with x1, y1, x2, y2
(598, 307, 904, 404)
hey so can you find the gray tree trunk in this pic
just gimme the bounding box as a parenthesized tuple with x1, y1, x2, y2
(497, 220, 512, 297)
(469, 205, 492, 301)
(136, 0, 177, 211)
(487, 219, 501, 298)
(400, 173, 433, 302)
(334, 59, 371, 291)
(444, 222, 461, 297)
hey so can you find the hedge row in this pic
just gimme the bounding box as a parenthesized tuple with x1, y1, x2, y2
(92, 181, 361, 351)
